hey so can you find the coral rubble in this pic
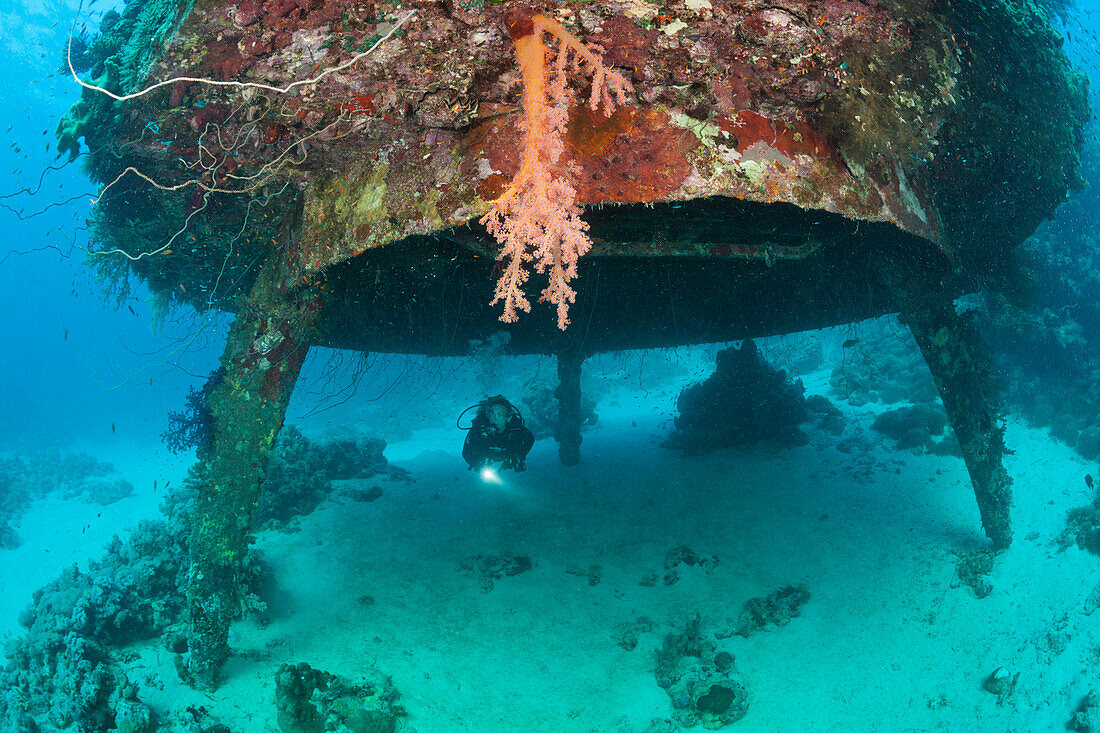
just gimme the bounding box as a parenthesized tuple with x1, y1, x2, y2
(655, 616, 749, 729)
(275, 661, 403, 733)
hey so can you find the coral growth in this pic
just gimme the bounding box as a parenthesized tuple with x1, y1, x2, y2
(519, 374, 598, 439)
(953, 549, 996, 598)
(830, 325, 939, 406)
(275, 661, 404, 733)
(256, 425, 388, 529)
(1072, 688, 1100, 732)
(654, 616, 749, 729)
(1060, 483, 1100, 557)
(666, 340, 810, 454)
(482, 12, 631, 329)
(664, 545, 719, 575)
(0, 450, 129, 549)
(459, 552, 532, 592)
(872, 403, 960, 456)
(0, 480, 265, 731)
(59, 0, 194, 160)
(730, 584, 811, 637)
(162, 369, 221, 456)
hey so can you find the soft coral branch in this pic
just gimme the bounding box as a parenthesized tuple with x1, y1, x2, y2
(482, 13, 631, 329)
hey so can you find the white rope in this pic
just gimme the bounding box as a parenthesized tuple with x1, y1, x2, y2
(68, 9, 416, 102)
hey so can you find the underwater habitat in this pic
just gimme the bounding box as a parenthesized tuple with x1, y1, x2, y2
(4, 0, 1100, 729)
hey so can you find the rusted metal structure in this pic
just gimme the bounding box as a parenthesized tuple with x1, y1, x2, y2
(61, 0, 1088, 686)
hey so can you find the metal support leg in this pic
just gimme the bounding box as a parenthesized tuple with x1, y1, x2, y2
(555, 350, 583, 466)
(904, 302, 1013, 548)
(186, 258, 322, 688)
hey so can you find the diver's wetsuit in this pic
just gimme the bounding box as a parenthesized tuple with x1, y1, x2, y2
(463, 414, 535, 470)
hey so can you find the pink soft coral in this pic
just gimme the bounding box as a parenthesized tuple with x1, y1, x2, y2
(482, 13, 631, 329)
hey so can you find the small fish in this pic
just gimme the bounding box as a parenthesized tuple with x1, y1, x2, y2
(127, 305, 137, 316)
(111, 422, 116, 434)
(63, 328, 68, 341)
(842, 338, 860, 348)
(1087, 475, 1094, 489)
(153, 480, 158, 490)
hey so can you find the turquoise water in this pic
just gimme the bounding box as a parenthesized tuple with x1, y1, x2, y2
(1, 0, 1099, 730)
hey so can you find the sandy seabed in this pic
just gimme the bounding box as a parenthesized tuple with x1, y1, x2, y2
(2, 376, 1097, 732)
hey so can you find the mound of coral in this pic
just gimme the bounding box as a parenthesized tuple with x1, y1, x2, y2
(275, 661, 405, 733)
(871, 403, 960, 456)
(0, 450, 132, 549)
(1061, 480, 1100, 556)
(519, 375, 599, 440)
(655, 616, 749, 729)
(830, 324, 938, 406)
(666, 340, 810, 454)
(0, 415, 403, 731)
(0, 483, 265, 732)
(257, 425, 389, 528)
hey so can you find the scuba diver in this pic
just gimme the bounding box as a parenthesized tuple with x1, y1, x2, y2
(460, 395, 535, 472)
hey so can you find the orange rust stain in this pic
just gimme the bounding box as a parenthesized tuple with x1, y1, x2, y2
(260, 122, 285, 144)
(472, 116, 524, 186)
(566, 106, 637, 157)
(468, 104, 690, 207)
(571, 108, 694, 204)
(477, 172, 509, 201)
